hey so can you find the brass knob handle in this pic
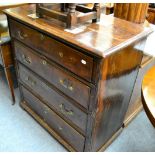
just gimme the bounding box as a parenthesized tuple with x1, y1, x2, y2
(59, 79, 67, 89)
(58, 52, 63, 58)
(59, 79, 74, 91)
(22, 54, 31, 64)
(42, 60, 47, 65)
(40, 34, 45, 41)
(17, 30, 28, 40)
(59, 104, 74, 116)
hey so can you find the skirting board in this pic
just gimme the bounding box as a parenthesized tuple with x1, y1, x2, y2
(123, 100, 143, 127)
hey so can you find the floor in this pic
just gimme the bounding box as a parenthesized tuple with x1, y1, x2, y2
(0, 68, 155, 152)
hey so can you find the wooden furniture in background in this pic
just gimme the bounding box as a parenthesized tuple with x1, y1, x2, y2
(114, 3, 149, 24)
(106, 6, 114, 15)
(0, 14, 15, 103)
(105, 3, 114, 15)
(142, 65, 155, 127)
(124, 55, 155, 126)
(147, 7, 155, 24)
(36, 3, 100, 29)
(0, 3, 26, 14)
(5, 4, 152, 151)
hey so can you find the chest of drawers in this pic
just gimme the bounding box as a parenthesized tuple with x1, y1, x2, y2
(5, 4, 153, 151)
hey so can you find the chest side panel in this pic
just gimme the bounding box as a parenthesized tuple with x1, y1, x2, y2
(91, 39, 146, 151)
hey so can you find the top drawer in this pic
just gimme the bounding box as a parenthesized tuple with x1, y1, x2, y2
(9, 19, 94, 82)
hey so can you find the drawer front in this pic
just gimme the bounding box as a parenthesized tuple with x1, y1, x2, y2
(18, 63, 87, 133)
(9, 19, 93, 82)
(21, 86, 85, 151)
(14, 41, 90, 109)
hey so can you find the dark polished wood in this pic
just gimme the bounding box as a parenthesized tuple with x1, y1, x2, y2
(112, 3, 155, 126)
(4, 5, 152, 58)
(18, 63, 87, 134)
(90, 40, 144, 151)
(5, 4, 153, 152)
(14, 40, 91, 109)
(0, 14, 15, 103)
(142, 65, 155, 127)
(21, 85, 85, 151)
(10, 19, 94, 82)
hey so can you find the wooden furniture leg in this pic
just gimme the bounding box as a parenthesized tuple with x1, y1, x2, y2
(0, 13, 17, 104)
(141, 65, 155, 127)
(4, 67, 15, 104)
(92, 3, 100, 22)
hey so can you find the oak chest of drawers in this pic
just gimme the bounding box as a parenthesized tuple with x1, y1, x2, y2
(5, 4, 153, 151)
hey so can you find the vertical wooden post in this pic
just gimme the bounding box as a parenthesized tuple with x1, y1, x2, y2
(67, 3, 77, 29)
(92, 3, 100, 23)
(36, 3, 44, 17)
(61, 3, 69, 12)
(114, 3, 149, 24)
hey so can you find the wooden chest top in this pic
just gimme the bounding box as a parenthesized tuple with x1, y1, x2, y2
(4, 4, 153, 58)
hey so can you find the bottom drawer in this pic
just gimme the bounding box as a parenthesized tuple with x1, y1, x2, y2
(21, 86, 85, 151)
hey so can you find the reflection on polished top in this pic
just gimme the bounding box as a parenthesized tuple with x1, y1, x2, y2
(4, 4, 153, 58)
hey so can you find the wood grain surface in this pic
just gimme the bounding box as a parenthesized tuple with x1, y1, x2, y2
(4, 4, 153, 57)
(142, 65, 155, 127)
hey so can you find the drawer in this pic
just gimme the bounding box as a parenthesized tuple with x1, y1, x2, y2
(21, 86, 85, 151)
(14, 41, 90, 109)
(9, 19, 93, 82)
(18, 63, 87, 133)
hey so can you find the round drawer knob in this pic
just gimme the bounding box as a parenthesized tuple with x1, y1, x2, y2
(42, 60, 47, 65)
